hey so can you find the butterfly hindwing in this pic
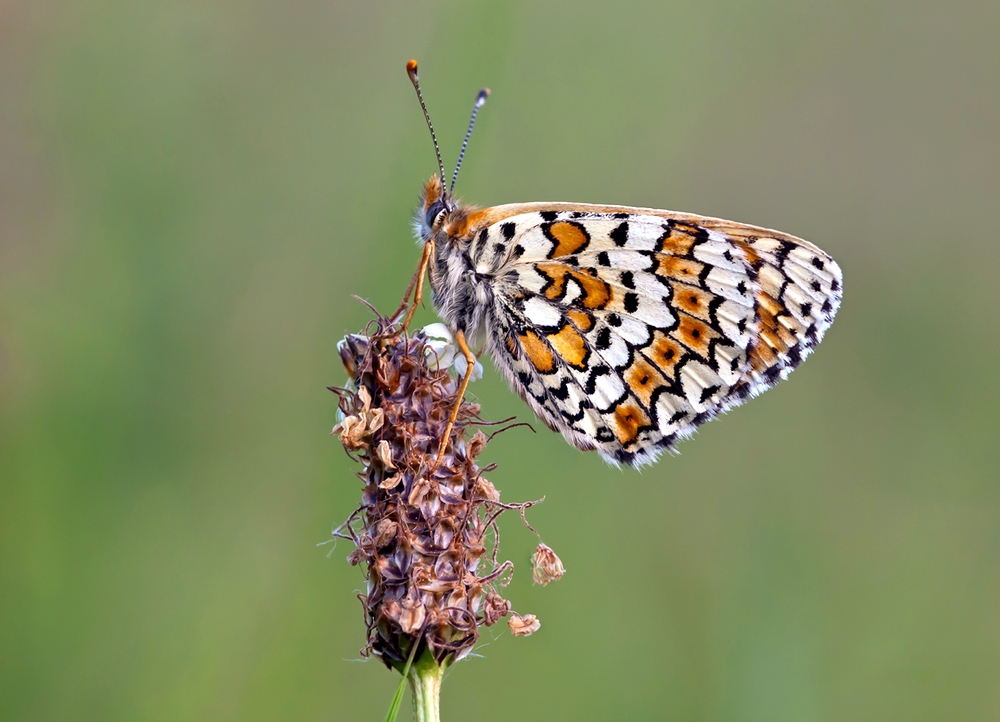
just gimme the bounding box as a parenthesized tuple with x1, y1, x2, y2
(456, 203, 842, 466)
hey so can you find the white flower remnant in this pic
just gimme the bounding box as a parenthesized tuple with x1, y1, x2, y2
(422, 323, 484, 382)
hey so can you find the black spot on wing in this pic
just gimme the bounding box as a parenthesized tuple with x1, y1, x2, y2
(610, 222, 629, 247)
(550, 379, 571, 401)
(583, 364, 610, 395)
(699, 384, 721, 403)
(774, 240, 792, 264)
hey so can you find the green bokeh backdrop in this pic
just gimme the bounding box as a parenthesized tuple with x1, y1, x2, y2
(2, 1, 999, 720)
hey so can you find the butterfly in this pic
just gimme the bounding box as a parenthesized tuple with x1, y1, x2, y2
(395, 60, 842, 467)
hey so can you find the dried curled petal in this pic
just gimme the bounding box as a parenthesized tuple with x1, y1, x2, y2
(508, 613, 540, 637)
(399, 596, 427, 635)
(378, 474, 401, 490)
(466, 430, 487, 460)
(332, 415, 367, 450)
(356, 385, 372, 413)
(474, 477, 500, 502)
(483, 591, 511, 626)
(374, 519, 397, 547)
(374, 439, 395, 469)
(531, 543, 566, 586)
(364, 407, 384, 434)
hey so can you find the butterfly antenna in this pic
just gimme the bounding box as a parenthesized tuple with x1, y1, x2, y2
(451, 88, 490, 194)
(406, 60, 447, 195)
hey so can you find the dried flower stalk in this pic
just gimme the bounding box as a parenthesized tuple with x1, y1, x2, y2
(331, 315, 556, 688)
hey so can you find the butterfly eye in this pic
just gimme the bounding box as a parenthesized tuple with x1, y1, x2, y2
(425, 200, 447, 228)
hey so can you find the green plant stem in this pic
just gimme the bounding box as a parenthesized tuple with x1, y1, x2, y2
(408, 651, 446, 722)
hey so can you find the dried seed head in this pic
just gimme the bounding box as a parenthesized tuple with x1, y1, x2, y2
(331, 320, 548, 668)
(531, 543, 566, 586)
(508, 613, 541, 637)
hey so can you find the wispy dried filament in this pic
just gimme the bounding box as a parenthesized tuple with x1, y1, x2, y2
(331, 318, 559, 668)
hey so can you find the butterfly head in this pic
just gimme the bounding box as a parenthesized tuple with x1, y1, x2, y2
(407, 60, 489, 245)
(417, 174, 455, 242)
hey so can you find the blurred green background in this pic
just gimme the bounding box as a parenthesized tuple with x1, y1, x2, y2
(2, 1, 998, 720)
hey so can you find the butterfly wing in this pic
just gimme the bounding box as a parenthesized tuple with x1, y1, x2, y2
(459, 202, 842, 466)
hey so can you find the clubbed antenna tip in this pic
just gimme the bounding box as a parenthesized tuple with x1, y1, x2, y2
(406, 59, 447, 196)
(451, 87, 491, 193)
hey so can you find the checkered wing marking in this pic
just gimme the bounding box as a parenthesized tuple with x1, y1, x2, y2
(470, 206, 842, 466)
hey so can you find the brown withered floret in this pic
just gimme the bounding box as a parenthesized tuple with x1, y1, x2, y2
(531, 543, 566, 586)
(331, 319, 553, 668)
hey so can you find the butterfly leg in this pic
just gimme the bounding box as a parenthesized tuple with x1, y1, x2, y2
(392, 240, 434, 330)
(430, 328, 476, 472)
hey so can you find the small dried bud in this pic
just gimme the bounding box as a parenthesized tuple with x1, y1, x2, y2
(356, 385, 372, 413)
(374, 440, 395, 469)
(466, 430, 487, 460)
(483, 591, 511, 625)
(364, 407, 385, 434)
(374, 519, 397, 547)
(332, 415, 361, 447)
(346, 547, 366, 566)
(337, 337, 360, 378)
(531, 543, 566, 586)
(508, 613, 540, 637)
(399, 596, 427, 635)
(408, 475, 431, 506)
(378, 473, 401, 490)
(474, 477, 500, 502)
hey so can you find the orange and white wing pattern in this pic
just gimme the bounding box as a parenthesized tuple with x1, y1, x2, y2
(456, 203, 842, 466)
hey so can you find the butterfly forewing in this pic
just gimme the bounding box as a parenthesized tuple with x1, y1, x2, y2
(452, 203, 842, 466)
